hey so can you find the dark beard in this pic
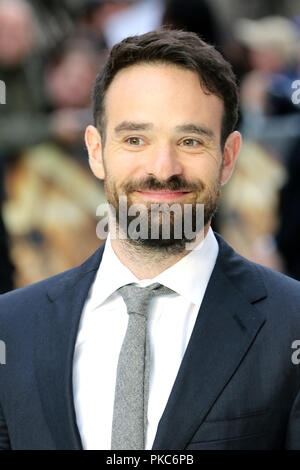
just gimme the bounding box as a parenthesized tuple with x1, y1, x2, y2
(105, 174, 221, 253)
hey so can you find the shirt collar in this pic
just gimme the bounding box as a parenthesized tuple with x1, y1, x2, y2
(89, 227, 219, 310)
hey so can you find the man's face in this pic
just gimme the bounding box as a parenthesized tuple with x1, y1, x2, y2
(87, 63, 240, 251)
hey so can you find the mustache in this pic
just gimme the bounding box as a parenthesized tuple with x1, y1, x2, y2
(122, 175, 205, 193)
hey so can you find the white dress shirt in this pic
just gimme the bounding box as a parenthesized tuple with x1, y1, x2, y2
(72, 228, 219, 450)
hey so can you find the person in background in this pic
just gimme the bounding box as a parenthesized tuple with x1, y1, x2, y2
(234, 15, 300, 159)
(0, 0, 42, 293)
(231, 16, 300, 275)
(0, 0, 51, 154)
(45, 37, 107, 161)
(272, 21, 300, 281)
(0, 0, 108, 287)
(77, 0, 138, 49)
(2, 34, 107, 287)
(276, 134, 300, 281)
(0, 0, 104, 157)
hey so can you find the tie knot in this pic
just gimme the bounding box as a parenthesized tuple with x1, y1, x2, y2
(117, 282, 174, 317)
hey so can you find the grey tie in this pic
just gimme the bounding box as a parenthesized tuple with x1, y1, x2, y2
(111, 282, 174, 450)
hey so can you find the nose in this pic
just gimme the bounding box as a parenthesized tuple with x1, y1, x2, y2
(144, 143, 183, 180)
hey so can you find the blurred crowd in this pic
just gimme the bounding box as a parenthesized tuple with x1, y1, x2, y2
(0, 0, 300, 292)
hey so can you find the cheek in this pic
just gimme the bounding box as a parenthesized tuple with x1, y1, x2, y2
(105, 147, 143, 180)
(105, 161, 136, 184)
(104, 159, 136, 191)
(187, 156, 222, 185)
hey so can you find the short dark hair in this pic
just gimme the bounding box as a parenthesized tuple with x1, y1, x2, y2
(93, 29, 239, 148)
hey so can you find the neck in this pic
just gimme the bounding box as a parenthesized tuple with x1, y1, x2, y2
(110, 224, 211, 279)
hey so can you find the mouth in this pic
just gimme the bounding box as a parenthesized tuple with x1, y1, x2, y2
(135, 190, 192, 201)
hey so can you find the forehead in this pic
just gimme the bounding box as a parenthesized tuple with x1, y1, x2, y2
(104, 63, 224, 137)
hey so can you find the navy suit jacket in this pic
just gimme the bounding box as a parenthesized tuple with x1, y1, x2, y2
(0, 233, 300, 450)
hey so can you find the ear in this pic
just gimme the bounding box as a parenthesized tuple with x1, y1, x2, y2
(85, 125, 105, 180)
(220, 131, 242, 185)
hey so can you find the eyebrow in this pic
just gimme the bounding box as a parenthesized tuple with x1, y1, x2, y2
(174, 123, 215, 141)
(113, 120, 215, 140)
(114, 121, 154, 134)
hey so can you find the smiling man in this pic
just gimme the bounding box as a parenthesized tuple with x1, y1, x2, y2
(0, 29, 300, 451)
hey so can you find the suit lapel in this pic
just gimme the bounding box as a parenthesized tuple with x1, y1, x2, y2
(34, 244, 105, 450)
(152, 234, 267, 450)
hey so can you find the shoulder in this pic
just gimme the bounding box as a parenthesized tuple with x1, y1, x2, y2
(215, 232, 300, 307)
(250, 261, 300, 319)
(254, 262, 300, 296)
(0, 266, 79, 328)
(0, 243, 104, 322)
(0, 266, 75, 304)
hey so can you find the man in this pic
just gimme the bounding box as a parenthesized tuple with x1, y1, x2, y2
(0, 29, 300, 450)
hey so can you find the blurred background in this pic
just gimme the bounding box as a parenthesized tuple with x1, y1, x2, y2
(0, 0, 300, 291)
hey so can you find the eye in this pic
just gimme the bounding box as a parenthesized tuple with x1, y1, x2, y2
(125, 136, 145, 146)
(180, 138, 202, 147)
